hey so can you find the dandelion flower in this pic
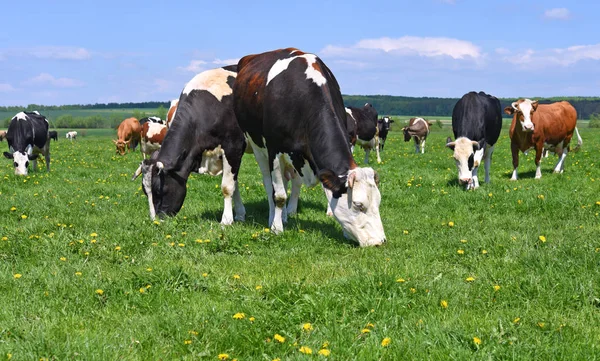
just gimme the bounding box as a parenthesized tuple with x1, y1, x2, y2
(10, 206, 16, 211)
(217, 353, 229, 360)
(381, 337, 392, 347)
(90, 232, 98, 237)
(410, 287, 416, 293)
(403, 230, 409, 235)
(232, 313, 245, 320)
(361, 328, 371, 333)
(396, 278, 406, 283)
(60, 257, 67, 262)
(493, 285, 501, 292)
(473, 337, 482, 345)
(202, 273, 208, 277)
(440, 300, 448, 308)
(233, 274, 240, 280)
(255, 285, 262, 290)
(21, 215, 28, 219)
(184, 340, 192, 345)
(466, 276, 475, 282)
(448, 221, 455, 227)
(318, 349, 331, 356)
(274, 334, 285, 343)
(95, 289, 104, 295)
(537, 322, 545, 328)
(264, 228, 270, 233)
(513, 317, 521, 324)
(539, 235, 546, 243)
(249, 317, 255, 322)
(13, 273, 22, 279)
(460, 239, 468, 243)
(139, 288, 146, 294)
(299, 346, 312, 354)
(146, 268, 152, 272)
(302, 323, 313, 331)
(481, 249, 488, 254)
(115, 246, 121, 251)
(75, 272, 82, 276)
(457, 249, 464, 255)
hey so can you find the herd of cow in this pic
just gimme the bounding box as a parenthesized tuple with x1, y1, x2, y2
(1, 47, 583, 246)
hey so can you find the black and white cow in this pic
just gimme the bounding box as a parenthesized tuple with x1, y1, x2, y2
(446, 91, 502, 190)
(377, 116, 394, 151)
(233, 48, 386, 247)
(3, 111, 50, 175)
(139, 116, 166, 126)
(346, 103, 381, 164)
(132, 65, 247, 225)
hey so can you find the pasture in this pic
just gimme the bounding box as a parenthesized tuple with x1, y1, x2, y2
(1, 126, 599, 360)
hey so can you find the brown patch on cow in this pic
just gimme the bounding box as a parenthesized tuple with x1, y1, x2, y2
(167, 100, 178, 125)
(222, 185, 232, 197)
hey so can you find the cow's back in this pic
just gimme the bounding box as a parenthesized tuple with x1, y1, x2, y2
(6, 113, 49, 150)
(533, 102, 577, 144)
(452, 92, 502, 146)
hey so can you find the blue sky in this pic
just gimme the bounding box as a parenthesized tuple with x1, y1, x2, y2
(1, 0, 599, 106)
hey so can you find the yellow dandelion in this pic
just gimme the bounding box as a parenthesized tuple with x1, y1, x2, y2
(146, 268, 152, 272)
(255, 285, 262, 290)
(366, 322, 375, 328)
(90, 232, 98, 237)
(274, 334, 285, 343)
(95, 289, 104, 295)
(264, 228, 270, 233)
(539, 235, 547, 243)
(466, 276, 475, 282)
(493, 285, 501, 292)
(457, 249, 465, 255)
(318, 349, 331, 356)
(2, 237, 7, 241)
(440, 300, 448, 308)
(249, 316, 255, 322)
(537, 322, 545, 328)
(232, 312, 245, 320)
(217, 354, 229, 360)
(10, 206, 16, 211)
(460, 239, 468, 243)
(184, 340, 192, 345)
(165, 234, 172, 239)
(322, 341, 329, 348)
(13, 273, 22, 279)
(59, 257, 66, 262)
(473, 337, 482, 345)
(361, 328, 371, 333)
(195, 239, 203, 243)
(189, 330, 199, 335)
(299, 346, 312, 355)
(303, 323, 313, 331)
(115, 246, 121, 251)
(513, 317, 521, 324)
(381, 337, 392, 347)
(178, 243, 185, 247)
(538, 194, 545, 200)
(272, 359, 281, 361)
(410, 287, 416, 293)
(488, 193, 493, 197)
(448, 221, 455, 227)
(403, 230, 409, 235)
(481, 249, 488, 254)
(21, 214, 28, 219)
(202, 273, 208, 277)
(396, 278, 406, 283)
(139, 288, 146, 294)
(153, 220, 160, 225)
(233, 274, 240, 280)
(75, 272, 82, 276)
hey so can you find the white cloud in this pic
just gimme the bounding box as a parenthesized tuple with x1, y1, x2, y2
(28, 46, 91, 60)
(0, 83, 15, 92)
(212, 58, 240, 66)
(439, 0, 456, 4)
(544, 8, 570, 20)
(25, 73, 85, 88)
(322, 36, 481, 60)
(503, 44, 600, 67)
(179, 58, 240, 72)
(179, 60, 208, 72)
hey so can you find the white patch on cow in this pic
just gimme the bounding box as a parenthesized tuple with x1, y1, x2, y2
(12, 151, 29, 175)
(266, 54, 327, 87)
(270, 153, 288, 233)
(451, 137, 478, 186)
(141, 164, 156, 220)
(327, 167, 386, 247)
(245, 135, 276, 227)
(182, 67, 236, 101)
(220, 153, 235, 225)
(14, 112, 28, 121)
(554, 148, 568, 173)
(66, 131, 77, 140)
(148, 116, 163, 124)
(345, 107, 354, 120)
(517, 99, 535, 131)
(198, 146, 224, 176)
(146, 122, 165, 139)
(290, 49, 299, 55)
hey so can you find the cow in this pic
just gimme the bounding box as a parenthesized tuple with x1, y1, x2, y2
(446, 91, 502, 190)
(346, 103, 381, 164)
(140, 121, 167, 159)
(166, 99, 179, 128)
(66, 131, 77, 140)
(3, 111, 50, 175)
(113, 117, 141, 155)
(131, 65, 247, 225)
(504, 99, 581, 180)
(0, 130, 6, 142)
(403, 117, 431, 154)
(139, 116, 166, 126)
(377, 116, 394, 151)
(233, 47, 386, 247)
(49, 130, 58, 141)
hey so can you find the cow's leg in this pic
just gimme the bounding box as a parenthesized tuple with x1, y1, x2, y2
(413, 137, 419, 153)
(220, 154, 237, 225)
(420, 138, 426, 154)
(286, 174, 302, 217)
(380, 139, 385, 151)
(32, 158, 38, 172)
(534, 144, 543, 179)
(323, 185, 333, 216)
(554, 147, 568, 173)
(227, 151, 246, 222)
(364, 147, 370, 164)
(511, 142, 520, 180)
(375, 136, 381, 163)
(251, 146, 276, 227)
(484, 145, 494, 183)
(270, 153, 287, 234)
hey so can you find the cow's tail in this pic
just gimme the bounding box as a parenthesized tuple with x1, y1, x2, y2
(572, 127, 582, 152)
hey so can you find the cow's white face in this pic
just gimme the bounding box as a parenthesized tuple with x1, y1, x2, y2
(513, 99, 537, 131)
(328, 167, 386, 247)
(12, 151, 30, 175)
(447, 137, 480, 185)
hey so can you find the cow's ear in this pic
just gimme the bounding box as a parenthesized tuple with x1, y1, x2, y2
(471, 140, 481, 151)
(28, 154, 39, 160)
(112, 139, 118, 144)
(319, 169, 346, 198)
(446, 137, 455, 150)
(504, 106, 515, 115)
(531, 100, 539, 110)
(373, 170, 380, 186)
(3, 152, 12, 159)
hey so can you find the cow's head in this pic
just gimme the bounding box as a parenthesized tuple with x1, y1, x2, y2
(402, 126, 411, 141)
(113, 139, 130, 155)
(321, 167, 386, 247)
(3, 145, 37, 175)
(504, 99, 538, 132)
(378, 117, 394, 131)
(132, 152, 187, 220)
(446, 136, 481, 186)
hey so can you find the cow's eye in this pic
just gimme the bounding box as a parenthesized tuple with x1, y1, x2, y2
(25, 161, 29, 168)
(13, 162, 18, 167)
(468, 154, 474, 170)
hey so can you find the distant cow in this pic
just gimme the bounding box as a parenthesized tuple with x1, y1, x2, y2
(140, 121, 167, 159)
(504, 99, 581, 180)
(49, 130, 58, 141)
(346, 103, 381, 164)
(3, 111, 50, 175)
(377, 117, 394, 151)
(0, 130, 6, 141)
(446, 91, 502, 190)
(166, 99, 179, 128)
(132, 65, 247, 225)
(66, 131, 77, 140)
(139, 116, 166, 126)
(403, 117, 431, 154)
(114, 117, 141, 155)
(233, 47, 386, 246)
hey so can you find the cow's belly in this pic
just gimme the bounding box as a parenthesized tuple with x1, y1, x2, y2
(142, 141, 161, 153)
(356, 137, 375, 149)
(281, 153, 318, 187)
(198, 146, 224, 176)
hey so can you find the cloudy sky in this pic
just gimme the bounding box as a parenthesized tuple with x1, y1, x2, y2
(1, 0, 598, 106)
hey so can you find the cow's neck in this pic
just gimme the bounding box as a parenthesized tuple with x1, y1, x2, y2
(307, 118, 356, 177)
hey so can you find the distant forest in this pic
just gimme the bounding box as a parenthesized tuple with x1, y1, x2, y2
(2, 95, 600, 128)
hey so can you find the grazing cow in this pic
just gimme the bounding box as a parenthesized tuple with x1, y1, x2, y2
(377, 117, 394, 151)
(403, 117, 431, 154)
(166, 99, 179, 128)
(504, 99, 580, 180)
(139, 116, 166, 125)
(3, 111, 50, 175)
(66, 131, 77, 140)
(132, 65, 247, 225)
(446, 91, 502, 190)
(0, 130, 6, 142)
(140, 121, 167, 159)
(346, 103, 381, 164)
(233, 48, 386, 246)
(49, 130, 58, 141)
(113, 117, 141, 155)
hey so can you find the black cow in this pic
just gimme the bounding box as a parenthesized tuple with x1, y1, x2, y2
(233, 47, 385, 247)
(49, 130, 58, 141)
(3, 111, 50, 175)
(446, 91, 502, 190)
(377, 116, 394, 151)
(131, 65, 247, 225)
(346, 103, 380, 164)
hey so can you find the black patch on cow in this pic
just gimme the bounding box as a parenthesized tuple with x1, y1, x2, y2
(452, 91, 502, 146)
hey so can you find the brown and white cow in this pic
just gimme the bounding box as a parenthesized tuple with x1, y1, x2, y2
(402, 117, 431, 154)
(140, 121, 167, 159)
(113, 117, 141, 155)
(166, 99, 179, 128)
(504, 99, 581, 180)
(0, 130, 6, 141)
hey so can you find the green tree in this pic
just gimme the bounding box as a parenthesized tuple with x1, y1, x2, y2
(156, 105, 167, 120)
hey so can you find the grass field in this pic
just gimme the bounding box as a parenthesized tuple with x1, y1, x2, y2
(1, 126, 599, 360)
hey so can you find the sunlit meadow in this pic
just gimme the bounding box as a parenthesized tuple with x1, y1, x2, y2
(1, 125, 599, 360)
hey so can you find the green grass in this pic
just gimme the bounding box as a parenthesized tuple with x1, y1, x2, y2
(1, 127, 599, 360)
